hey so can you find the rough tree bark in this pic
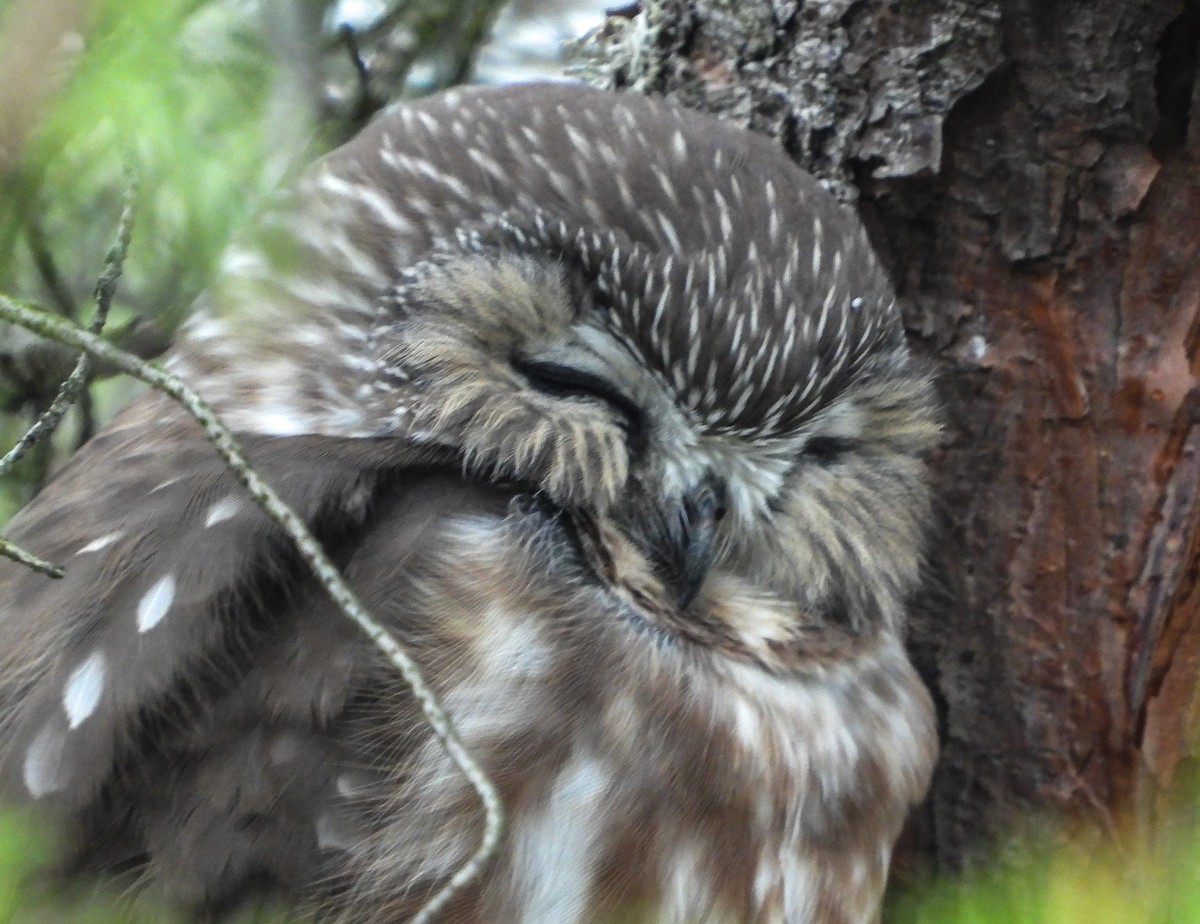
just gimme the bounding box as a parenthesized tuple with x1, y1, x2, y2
(582, 0, 1200, 872)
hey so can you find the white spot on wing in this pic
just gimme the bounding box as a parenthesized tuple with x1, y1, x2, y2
(63, 650, 106, 728)
(315, 812, 357, 852)
(137, 574, 176, 633)
(248, 410, 309, 437)
(23, 723, 66, 797)
(336, 773, 365, 798)
(77, 532, 121, 555)
(204, 497, 240, 527)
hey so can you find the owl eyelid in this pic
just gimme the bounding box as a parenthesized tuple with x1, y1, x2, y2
(513, 358, 644, 436)
(803, 435, 856, 464)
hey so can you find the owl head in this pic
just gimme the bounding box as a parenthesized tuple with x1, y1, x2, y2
(367, 218, 936, 648)
(175, 83, 939, 652)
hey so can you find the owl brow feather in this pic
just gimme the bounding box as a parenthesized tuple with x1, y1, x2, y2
(444, 205, 895, 441)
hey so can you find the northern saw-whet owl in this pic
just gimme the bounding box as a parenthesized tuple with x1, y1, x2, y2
(0, 83, 939, 923)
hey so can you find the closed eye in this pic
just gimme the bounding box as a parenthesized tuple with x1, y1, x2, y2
(513, 358, 645, 442)
(804, 435, 855, 465)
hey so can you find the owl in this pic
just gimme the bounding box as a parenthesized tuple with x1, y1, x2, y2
(0, 83, 938, 923)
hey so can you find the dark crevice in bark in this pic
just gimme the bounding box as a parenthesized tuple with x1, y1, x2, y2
(1150, 1, 1200, 157)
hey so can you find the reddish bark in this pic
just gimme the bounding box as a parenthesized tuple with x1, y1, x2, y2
(866, 0, 1200, 863)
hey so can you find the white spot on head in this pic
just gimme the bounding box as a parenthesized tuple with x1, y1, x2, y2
(63, 650, 107, 729)
(23, 723, 67, 797)
(137, 574, 176, 633)
(672, 128, 687, 161)
(76, 532, 121, 555)
(466, 146, 505, 180)
(204, 497, 241, 527)
(968, 333, 988, 362)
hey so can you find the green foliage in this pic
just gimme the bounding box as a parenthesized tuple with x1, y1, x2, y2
(1, 800, 1199, 922)
(2, 0, 291, 332)
(0, 0, 313, 514)
(0, 807, 293, 922)
(892, 822, 1200, 924)
(0, 806, 154, 923)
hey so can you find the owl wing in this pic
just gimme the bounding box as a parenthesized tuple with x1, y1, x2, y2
(0, 388, 462, 902)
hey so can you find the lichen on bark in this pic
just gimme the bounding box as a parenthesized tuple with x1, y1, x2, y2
(576, 0, 1005, 200)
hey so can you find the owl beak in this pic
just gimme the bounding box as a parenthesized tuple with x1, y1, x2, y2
(658, 476, 726, 610)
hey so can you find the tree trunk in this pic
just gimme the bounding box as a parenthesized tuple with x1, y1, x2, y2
(582, 0, 1200, 870)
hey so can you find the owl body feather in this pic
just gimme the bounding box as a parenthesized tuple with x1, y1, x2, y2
(0, 83, 937, 922)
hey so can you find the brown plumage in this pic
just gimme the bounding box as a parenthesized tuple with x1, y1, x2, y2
(0, 83, 938, 922)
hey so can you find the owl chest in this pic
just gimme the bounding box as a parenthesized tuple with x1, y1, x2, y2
(483, 659, 923, 924)
(417, 513, 932, 924)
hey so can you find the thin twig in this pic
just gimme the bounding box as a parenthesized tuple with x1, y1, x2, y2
(24, 216, 77, 318)
(0, 180, 136, 475)
(0, 181, 138, 578)
(340, 23, 371, 88)
(0, 296, 505, 924)
(0, 536, 63, 578)
(339, 23, 381, 127)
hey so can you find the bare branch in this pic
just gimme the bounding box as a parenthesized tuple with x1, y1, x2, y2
(0, 296, 505, 924)
(0, 535, 62, 578)
(0, 180, 136, 575)
(24, 214, 77, 318)
(0, 179, 135, 477)
(338, 23, 382, 127)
